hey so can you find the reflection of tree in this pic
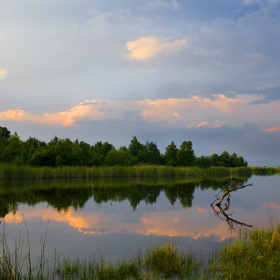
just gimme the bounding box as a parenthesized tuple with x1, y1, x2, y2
(210, 180, 253, 230)
(0, 175, 253, 217)
(164, 183, 197, 208)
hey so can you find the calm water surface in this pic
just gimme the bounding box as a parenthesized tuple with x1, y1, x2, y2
(0, 174, 279, 264)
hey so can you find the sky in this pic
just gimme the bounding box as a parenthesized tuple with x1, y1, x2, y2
(0, 0, 280, 166)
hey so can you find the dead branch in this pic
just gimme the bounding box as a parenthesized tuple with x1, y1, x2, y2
(211, 182, 253, 207)
(210, 181, 253, 230)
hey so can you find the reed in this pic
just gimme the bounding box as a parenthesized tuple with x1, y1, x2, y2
(209, 222, 280, 279)
(1, 220, 280, 279)
(250, 166, 278, 175)
(0, 163, 252, 180)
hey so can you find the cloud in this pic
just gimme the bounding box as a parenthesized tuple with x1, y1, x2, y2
(267, 202, 280, 209)
(0, 68, 7, 80)
(1, 94, 280, 131)
(126, 36, 186, 60)
(197, 122, 208, 128)
(0, 109, 25, 120)
(147, 0, 179, 10)
(267, 126, 280, 133)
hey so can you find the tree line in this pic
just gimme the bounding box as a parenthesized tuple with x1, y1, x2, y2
(0, 126, 248, 168)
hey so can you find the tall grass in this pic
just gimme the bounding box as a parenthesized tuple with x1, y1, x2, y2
(250, 166, 278, 175)
(0, 163, 252, 180)
(209, 222, 280, 280)
(1, 219, 279, 279)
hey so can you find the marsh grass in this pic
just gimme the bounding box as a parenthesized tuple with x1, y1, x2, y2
(1, 221, 280, 279)
(250, 166, 278, 175)
(144, 241, 201, 279)
(0, 164, 251, 180)
(209, 222, 280, 280)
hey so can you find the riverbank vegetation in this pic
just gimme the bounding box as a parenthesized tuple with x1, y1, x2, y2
(0, 222, 279, 279)
(0, 126, 248, 169)
(0, 164, 251, 180)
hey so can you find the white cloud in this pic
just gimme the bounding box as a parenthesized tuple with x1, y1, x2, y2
(0, 68, 7, 80)
(126, 36, 186, 60)
(147, 0, 179, 10)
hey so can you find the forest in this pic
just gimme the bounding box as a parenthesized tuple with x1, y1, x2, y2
(0, 126, 248, 168)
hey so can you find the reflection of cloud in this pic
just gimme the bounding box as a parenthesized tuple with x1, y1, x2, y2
(267, 202, 280, 209)
(5, 206, 235, 241)
(4, 213, 23, 224)
(126, 36, 186, 60)
(267, 127, 280, 133)
(0, 68, 7, 80)
(197, 207, 207, 214)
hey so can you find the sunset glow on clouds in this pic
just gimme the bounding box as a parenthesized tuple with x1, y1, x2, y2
(0, 68, 7, 80)
(126, 36, 186, 60)
(1, 94, 279, 130)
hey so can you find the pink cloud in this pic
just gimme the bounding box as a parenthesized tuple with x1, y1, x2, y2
(267, 202, 280, 209)
(267, 127, 280, 133)
(0, 109, 25, 121)
(197, 207, 207, 214)
(197, 122, 208, 128)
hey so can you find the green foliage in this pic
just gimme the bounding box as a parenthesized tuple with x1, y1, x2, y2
(0, 127, 249, 169)
(177, 141, 196, 166)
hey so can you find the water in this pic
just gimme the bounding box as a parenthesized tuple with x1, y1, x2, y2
(0, 174, 279, 264)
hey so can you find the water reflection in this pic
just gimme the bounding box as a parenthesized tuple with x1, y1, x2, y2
(210, 180, 254, 230)
(1, 174, 279, 262)
(0, 176, 250, 218)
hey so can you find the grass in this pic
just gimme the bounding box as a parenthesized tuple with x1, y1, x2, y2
(209, 222, 280, 280)
(1, 219, 280, 279)
(249, 166, 279, 176)
(0, 164, 252, 180)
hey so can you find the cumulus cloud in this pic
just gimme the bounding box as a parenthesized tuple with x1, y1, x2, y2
(0, 68, 7, 80)
(126, 36, 186, 60)
(1, 94, 279, 133)
(0, 109, 25, 120)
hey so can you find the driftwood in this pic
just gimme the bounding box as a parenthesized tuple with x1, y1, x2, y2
(210, 181, 253, 229)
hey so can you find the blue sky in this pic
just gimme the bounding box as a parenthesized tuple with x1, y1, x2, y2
(0, 0, 280, 166)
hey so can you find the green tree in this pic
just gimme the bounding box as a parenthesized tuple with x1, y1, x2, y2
(128, 136, 143, 157)
(165, 141, 178, 166)
(195, 156, 211, 168)
(210, 153, 219, 166)
(144, 141, 162, 164)
(0, 126, 11, 139)
(219, 151, 230, 167)
(105, 148, 138, 166)
(177, 141, 195, 167)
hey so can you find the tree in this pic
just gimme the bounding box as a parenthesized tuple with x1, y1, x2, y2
(105, 148, 138, 166)
(128, 136, 143, 158)
(144, 141, 162, 164)
(0, 126, 11, 139)
(177, 141, 195, 167)
(195, 156, 211, 168)
(210, 153, 219, 166)
(165, 141, 178, 166)
(219, 151, 230, 167)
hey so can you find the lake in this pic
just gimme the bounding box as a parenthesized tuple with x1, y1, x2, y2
(0, 174, 279, 265)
